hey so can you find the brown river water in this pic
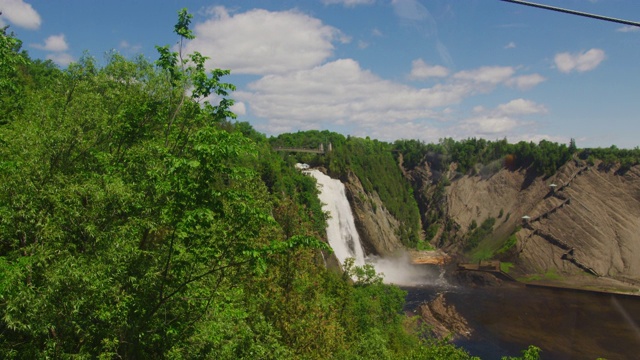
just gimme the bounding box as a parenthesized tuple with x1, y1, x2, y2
(404, 284, 640, 359)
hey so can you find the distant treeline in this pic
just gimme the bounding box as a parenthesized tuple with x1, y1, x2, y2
(579, 145, 640, 172)
(395, 137, 640, 177)
(394, 137, 574, 177)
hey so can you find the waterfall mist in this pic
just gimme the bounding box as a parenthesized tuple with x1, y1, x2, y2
(306, 168, 443, 286)
(367, 252, 447, 286)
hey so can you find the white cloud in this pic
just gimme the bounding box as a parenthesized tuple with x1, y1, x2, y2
(366, 121, 445, 143)
(236, 53, 547, 139)
(46, 52, 74, 67)
(460, 116, 519, 135)
(409, 58, 449, 80)
(0, 0, 40, 29)
(506, 73, 546, 90)
(453, 66, 515, 85)
(496, 98, 547, 116)
(230, 101, 246, 116)
(322, 0, 375, 6)
(31, 34, 68, 52)
(554, 48, 606, 73)
(119, 40, 142, 53)
(236, 58, 472, 135)
(473, 105, 486, 113)
(456, 98, 547, 138)
(184, 7, 346, 75)
(392, 0, 431, 22)
(504, 41, 516, 49)
(180, 7, 551, 142)
(617, 25, 640, 33)
(30, 33, 73, 66)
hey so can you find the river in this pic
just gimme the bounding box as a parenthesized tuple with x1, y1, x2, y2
(404, 284, 640, 359)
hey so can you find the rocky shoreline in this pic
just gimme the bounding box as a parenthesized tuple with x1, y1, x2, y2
(415, 293, 472, 341)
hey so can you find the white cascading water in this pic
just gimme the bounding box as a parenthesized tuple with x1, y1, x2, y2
(307, 169, 367, 267)
(307, 168, 441, 286)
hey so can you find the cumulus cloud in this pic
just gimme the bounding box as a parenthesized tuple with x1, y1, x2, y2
(496, 98, 547, 116)
(460, 116, 519, 136)
(46, 52, 74, 67)
(181, 7, 549, 143)
(457, 99, 546, 138)
(504, 42, 516, 49)
(322, 0, 374, 6)
(184, 7, 347, 75)
(236, 55, 546, 139)
(30, 33, 73, 66)
(409, 58, 449, 80)
(230, 48, 546, 137)
(0, 0, 41, 29)
(453, 66, 515, 85)
(236, 58, 470, 134)
(506, 73, 546, 90)
(31, 34, 68, 51)
(554, 48, 606, 73)
(230, 102, 247, 116)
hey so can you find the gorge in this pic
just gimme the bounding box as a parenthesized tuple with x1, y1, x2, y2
(307, 164, 640, 359)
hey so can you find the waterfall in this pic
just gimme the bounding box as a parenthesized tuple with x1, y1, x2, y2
(306, 169, 366, 267)
(306, 168, 444, 286)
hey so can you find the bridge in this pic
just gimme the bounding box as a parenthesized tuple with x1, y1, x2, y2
(274, 143, 332, 155)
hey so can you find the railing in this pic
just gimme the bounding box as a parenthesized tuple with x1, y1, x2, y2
(274, 143, 332, 155)
(274, 147, 325, 154)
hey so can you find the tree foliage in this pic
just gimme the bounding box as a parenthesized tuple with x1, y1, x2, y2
(0, 11, 542, 359)
(394, 137, 574, 178)
(579, 145, 640, 172)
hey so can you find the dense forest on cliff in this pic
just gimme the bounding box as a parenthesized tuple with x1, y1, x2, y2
(271, 131, 423, 247)
(0, 12, 554, 359)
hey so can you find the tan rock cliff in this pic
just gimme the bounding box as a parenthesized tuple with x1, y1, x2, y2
(343, 170, 404, 256)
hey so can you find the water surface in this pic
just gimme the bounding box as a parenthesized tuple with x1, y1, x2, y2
(405, 284, 640, 359)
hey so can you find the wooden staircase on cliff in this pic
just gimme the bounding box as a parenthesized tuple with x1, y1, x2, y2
(520, 165, 600, 277)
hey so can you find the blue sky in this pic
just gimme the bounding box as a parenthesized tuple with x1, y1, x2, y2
(2, 0, 640, 148)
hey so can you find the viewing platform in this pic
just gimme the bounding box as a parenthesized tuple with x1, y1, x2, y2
(274, 143, 332, 154)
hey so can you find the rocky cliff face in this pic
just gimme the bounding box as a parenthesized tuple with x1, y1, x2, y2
(514, 161, 640, 287)
(343, 170, 404, 256)
(341, 155, 640, 290)
(408, 158, 640, 289)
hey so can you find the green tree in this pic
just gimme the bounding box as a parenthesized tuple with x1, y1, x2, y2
(0, 23, 28, 123)
(0, 9, 327, 358)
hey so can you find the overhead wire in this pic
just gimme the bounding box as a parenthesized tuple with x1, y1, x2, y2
(500, 0, 640, 28)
